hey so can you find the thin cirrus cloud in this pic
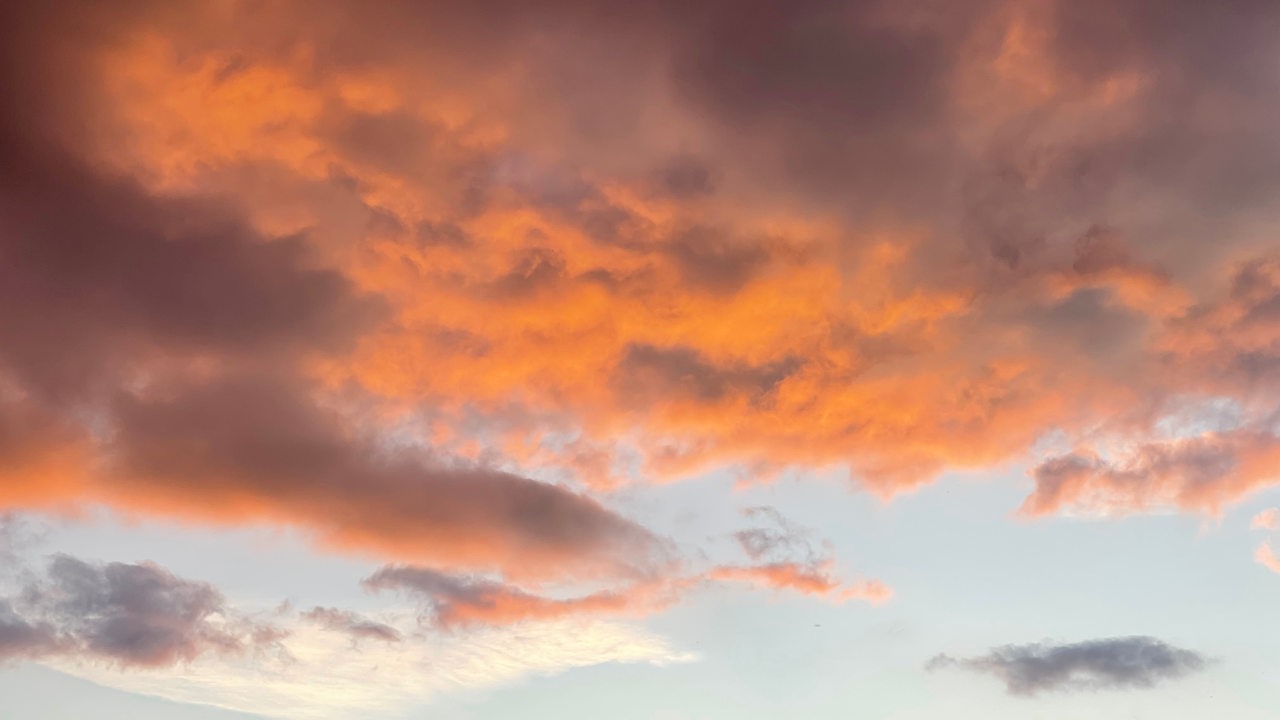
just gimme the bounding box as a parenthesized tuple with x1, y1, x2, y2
(927, 637, 1210, 696)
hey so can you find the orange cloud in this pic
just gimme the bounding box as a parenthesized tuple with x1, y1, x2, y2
(4, 0, 1280, 589)
(1255, 542, 1280, 575)
(1252, 509, 1280, 531)
(1023, 430, 1280, 517)
(709, 562, 891, 604)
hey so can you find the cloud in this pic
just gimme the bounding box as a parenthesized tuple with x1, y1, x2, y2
(927, 637, 1209, 696)
(0, 2, 674, 586)
(708, 563, 891, 604)
(363, 506, 892, 628)
(363, 565, 666, 629)
(1023, 428, 1280, 516)
(0, 554, 284, 667)
(51, 615, 695, 720)
(301, 607, 402, 644)
(711, 506, 891, 603)
(0, 539, 692, 718)
(104, 369, 668, 582)
(1254, 542, 1280, 574)
(3, 0, 1280, 586)
(1252, 508, 1280, 531)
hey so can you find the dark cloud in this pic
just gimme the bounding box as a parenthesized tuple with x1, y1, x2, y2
(4, 0, 1280, 548)
(0, 600, 63, 662)
(657, 155, 715, 199)
(0, 128, 660, 576)
(664, 227, 776, 295)
(1, 554, 282, 667)
(106, 370, 665, 580)
(927, 637, 1209, 695)
(0, 0, 668, 582)
(0, 121, 383, 402)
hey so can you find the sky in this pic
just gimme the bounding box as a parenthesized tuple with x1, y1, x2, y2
(1, 0, 1280, 717)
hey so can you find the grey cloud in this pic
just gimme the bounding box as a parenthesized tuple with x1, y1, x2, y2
(927, 636, 1208, 695)
(657, 155, 715, 199)
(0, 599, 63, 661)
(1, 554, 284, 668)
(488, 247, 570, 299)
(302, 607, 401, 643)
(107, 369, 667, 580)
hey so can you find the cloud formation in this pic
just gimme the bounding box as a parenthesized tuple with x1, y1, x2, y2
(301, 607, 402, 644)
(1251, 508, 1279, 531)
(0, 527, 691, 717)
(927, 637, 1209, 696)
(52, 615, 694, 720)
(1, 0, 1279, 630)
(1255, 542, 1280, 575)
(710, 506, 891, 603)
(0, 554, 283, 667)
(364, 505, 890, 629)
(364, 565, 660, 629)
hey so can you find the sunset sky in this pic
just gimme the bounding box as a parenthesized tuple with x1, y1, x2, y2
(2, 1, 1280, 718)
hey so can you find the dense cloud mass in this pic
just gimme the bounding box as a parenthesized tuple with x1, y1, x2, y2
(1, 0, 1279, 692)
(927, 637, 1209, 695)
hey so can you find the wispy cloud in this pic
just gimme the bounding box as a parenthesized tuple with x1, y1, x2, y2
(51, 617, 695, 720)
(710, 507, 891, 603)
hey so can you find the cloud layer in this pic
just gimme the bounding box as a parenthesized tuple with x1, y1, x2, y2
(1, 7, 1279, 711)
(1, 0, 1278, 566)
